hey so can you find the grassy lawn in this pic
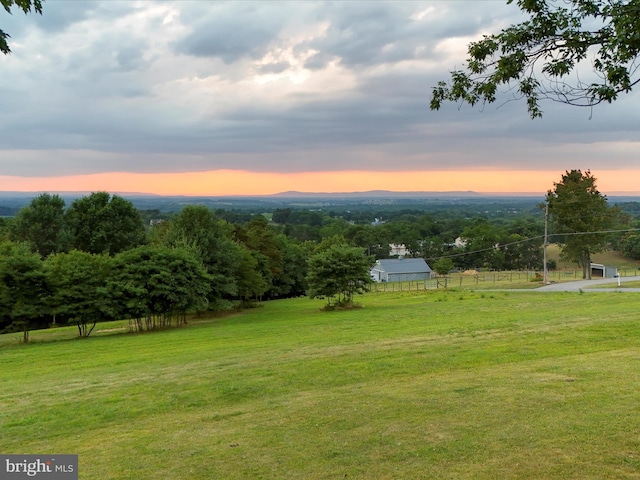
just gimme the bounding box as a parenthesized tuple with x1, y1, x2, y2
(2, 290, 640, 479)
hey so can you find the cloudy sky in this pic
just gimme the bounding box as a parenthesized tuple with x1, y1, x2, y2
(1, 0, 638, 196)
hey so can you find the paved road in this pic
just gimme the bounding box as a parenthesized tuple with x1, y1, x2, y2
(535, 276, 640, 292)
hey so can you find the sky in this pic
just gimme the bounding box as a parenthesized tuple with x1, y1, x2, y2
(1, 0, 638, 196)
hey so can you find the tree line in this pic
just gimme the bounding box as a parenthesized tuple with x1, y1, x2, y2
(0, 192, 315, 341)
(0, 191, 379, 341)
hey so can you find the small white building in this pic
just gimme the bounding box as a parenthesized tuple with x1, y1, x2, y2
(454, 237, 467, 248)
(389, 244, 409, 257)
(590, 263, 618, 278)
(370, 258, 432, 283)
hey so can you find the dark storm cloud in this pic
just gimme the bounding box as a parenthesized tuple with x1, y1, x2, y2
(173, 2, 286, 62)
(32, 1, 95, 32)
(2, 1, 137, 40)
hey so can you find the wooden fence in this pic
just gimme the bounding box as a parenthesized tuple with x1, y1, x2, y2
(369, 268, 640, 292)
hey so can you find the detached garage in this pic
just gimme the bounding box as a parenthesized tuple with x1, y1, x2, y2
(590, 263, 618, 278)
(370, 258, 432, 283)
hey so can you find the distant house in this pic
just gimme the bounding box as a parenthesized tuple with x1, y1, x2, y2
(370, 258, 432, 283)
(454, 237, 467, 248)
(389, 244, 409, 257)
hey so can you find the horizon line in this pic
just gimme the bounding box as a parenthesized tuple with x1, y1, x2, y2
(0, 189, 639, 198)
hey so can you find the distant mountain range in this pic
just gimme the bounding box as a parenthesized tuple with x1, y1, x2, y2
(0, 190, 530, 198)
(268, 190, 534, 198)
(0, 190, 637, 199)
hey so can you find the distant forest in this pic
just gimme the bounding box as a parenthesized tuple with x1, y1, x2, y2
(1, 191, 639, 340)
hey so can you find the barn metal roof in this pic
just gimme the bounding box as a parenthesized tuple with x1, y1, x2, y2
(373, 258, 431, 274)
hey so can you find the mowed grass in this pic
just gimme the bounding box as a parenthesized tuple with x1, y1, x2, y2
(2, 291, 640, 479)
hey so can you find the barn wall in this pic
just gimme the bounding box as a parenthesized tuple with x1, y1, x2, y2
(387, 273, 431, 282)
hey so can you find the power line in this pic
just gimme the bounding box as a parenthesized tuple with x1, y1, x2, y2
(551, 227, 640, 237)
(425, 227, 640, 262)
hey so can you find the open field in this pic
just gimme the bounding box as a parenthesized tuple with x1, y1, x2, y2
(2, 290, 640, 479)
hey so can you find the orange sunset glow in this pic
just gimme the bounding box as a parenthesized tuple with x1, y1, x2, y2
(0, 169, 637, 196)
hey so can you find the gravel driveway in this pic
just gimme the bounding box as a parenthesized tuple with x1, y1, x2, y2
(535, 276, 640, 292)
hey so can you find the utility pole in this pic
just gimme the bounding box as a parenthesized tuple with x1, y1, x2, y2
(543, 202, 549, 284)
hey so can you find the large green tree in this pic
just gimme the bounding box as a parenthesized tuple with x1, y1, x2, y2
(163, 205, 240, 309)
(431, 0, 640, 118)
(10, 193, 69, 257)
(621, 232, 640, 259)
(1, 0, 42, 54)
(502, 233, 544, 270)
(0, 241, 48, 342)
(502, 219, 545, 270)
(233, 216, 309, 300)
(65, 192, 146, 255)
(268, 234, 308, 299)
(234, 216, 283, 296)
(546, 169, 613, 279)
(459, 219, 506, 270)
(433, 257, 455, 276)
(44, 250, 111, 337)
(306, 245, 372, 308)
(232, 243, 269, 303)
(108, 246, 211, 332)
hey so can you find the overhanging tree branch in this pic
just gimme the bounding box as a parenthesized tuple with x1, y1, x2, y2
(1, 0, 43, 54)
(431, 0, 640, 118)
